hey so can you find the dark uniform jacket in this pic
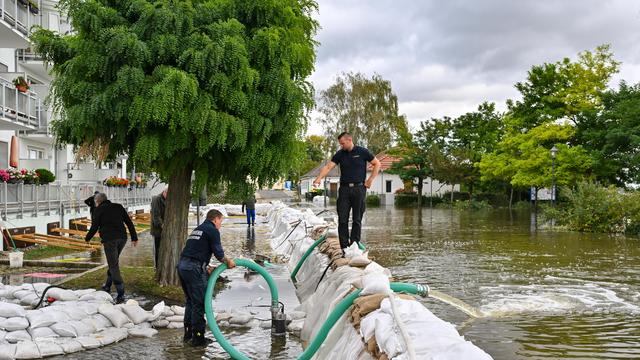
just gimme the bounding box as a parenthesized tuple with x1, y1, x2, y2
(85, 200, 138, 243)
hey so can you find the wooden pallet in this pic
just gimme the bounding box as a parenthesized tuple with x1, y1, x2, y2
(12, 233, 102, 251)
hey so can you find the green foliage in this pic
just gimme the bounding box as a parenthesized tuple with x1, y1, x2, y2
(365, 194, 380, 207)
(394, 193, 419, 207)
(318, 72, 408, 155)
(513, 200, 533, 210)
(35, 168, 56, 184)
(32, 0, 318, 191)
(453, 200, 492, 211)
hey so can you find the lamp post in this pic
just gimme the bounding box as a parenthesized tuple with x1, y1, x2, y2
(550, 145, 558, 208)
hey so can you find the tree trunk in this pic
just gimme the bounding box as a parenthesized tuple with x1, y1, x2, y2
(156, 165, 193, 286)
(417, 177, 423, 208)
(509, 186, 514, 210)
(469, 182, 474, 202)
(450, 184, 454, 206)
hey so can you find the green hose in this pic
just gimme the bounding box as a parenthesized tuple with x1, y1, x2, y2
(205, 257, 429, 360)
(290, 234, 326, 282)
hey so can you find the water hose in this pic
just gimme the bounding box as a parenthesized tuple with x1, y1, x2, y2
(204, 258, 429, 360)
(290, 234, 326, 282)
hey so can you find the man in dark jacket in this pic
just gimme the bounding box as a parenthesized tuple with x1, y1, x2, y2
(84, 191, 100, 218)
(178, 209, 235, 346)
(241, 195, 256, 226)
(150, 188, 167, 268)
(85, 193, 138, 304)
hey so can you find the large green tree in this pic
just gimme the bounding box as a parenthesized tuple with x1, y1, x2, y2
(33, 0, 318, 285)
(317, 72, 407, 155)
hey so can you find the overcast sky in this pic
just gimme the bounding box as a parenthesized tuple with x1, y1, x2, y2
(307, 0, 640, 135)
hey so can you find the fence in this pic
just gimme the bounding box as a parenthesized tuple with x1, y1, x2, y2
(1, 182, 152, 220)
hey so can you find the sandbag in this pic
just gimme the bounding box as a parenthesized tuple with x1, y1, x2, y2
(289, 311, 306, 320)
(35, 340, 65, 357)
(121, 304, 149, 325)
(151, 320, 169, 328)
(76, 336, 101, 349)
(50, 322, 77, 338)
(167, 322, 183, 329)
(54, 338, 83, 354)
(25, 311, 55, 329)
(360, 273, 391, 296)
(0, 329, 6, 341)
(170, 306, 185, 316)
(1, 317, 29, 331)
(28, 327, 58, 340)
(0, 343, 16, 360)
(45, 288, 78, 301)
(73, 289, 96, 297)
(79, 291, 112, 303)
(14, 340, 41, 360)
(76, 302, 100, 315)
(5, 330, 31, 343)
(147, 302, 165, 322)
(165, 315, 183, 323)
(228, 313, 252, 325)
(61, 307, 87, 321)
(161, 308, 174, 317)
(90, 314, 112, 331)
(349, 253, 372, 267)
(98, 304, 131, 328)
(69, 320, 95, 337)
(0, 303, 26, 318)
(93, 328, 127, 346)
(128, 327, 158, 338)
(11, 290, 33, 301)
(39, 308, 70, 323)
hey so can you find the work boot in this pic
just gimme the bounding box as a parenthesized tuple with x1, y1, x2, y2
(183, 326, 192, 343)
(100, 285, 110, 293)
(189, 328, 213, 347)
(115, 284, 125, 304)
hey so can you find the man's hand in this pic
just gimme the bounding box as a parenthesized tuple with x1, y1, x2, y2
(364, 178, 373, 189)
(225, 258, 236, 269)
(132, 240, 138, 247)
(207, 265, 214, 274)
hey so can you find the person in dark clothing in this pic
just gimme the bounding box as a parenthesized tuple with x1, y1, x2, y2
(150, 188, 167, 268)
(85, 193, 138, 304)
(178, 209, 236, 346)
(84, 191, 100, 218)
(241, 195, 256, 226)
(313, 132, 381, 250)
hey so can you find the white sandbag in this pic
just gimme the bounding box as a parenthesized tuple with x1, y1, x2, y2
(0, 343, 16, 360)
(0, 329, 6, 341)
(128, 327, 158, 338)
(167, 322, 183, 329)
(136, 322, 151, 329)
(35, 340, 64, 357)
(11, 290, 33, 301)
(360, 310, 391, 341)
(50, 322, 77, 338)
(19, 295, 40, 308)
(73, 289, 96, 297)
(121, 304, 149, 325)
(216, 312, 233, 321)
(28, 327, 58, 340)
(93, 328, 128, 346)
(375, 316, 405, 358)
(76, 302, 100, 315)
(25, 311, 55, 329)
(170, 306, 185, 316)
(14, 340, 40, 359)
(45, 288, 78, 301)
(98, 304, 130, 328)
(360, 273, 391, 296)
(79, 291, 112, 303)
(122, 322, 134, 329)
(289, 311, 306, 320)
(90, 314, 112, 331)
(147, 302, 165, 322)
(54, 338, 83, 354)
(161, 308, 174, 317)
(0, 303, 26, 318)
(151, 320, 169, 328)
(69, 320, 94, 337)
(287, 319, 304, 334)
(259, 320, 271, 329)
(1, 317, 29, 331)
(75, 336, 101, 349)
(165, 315, 183, 323)
(60, 307, 87, 321)
(5, 330, 31, 343)
(228, 314, 252, 325)
(349, 253, 372, 267)
(363, 261, 392, 277)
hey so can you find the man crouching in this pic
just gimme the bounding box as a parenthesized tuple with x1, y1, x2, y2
(178, 209, 236, 346)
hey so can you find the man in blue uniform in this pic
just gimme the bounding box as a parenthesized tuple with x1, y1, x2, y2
(178, 209, 236, 346)
(313, 132, 381, 251)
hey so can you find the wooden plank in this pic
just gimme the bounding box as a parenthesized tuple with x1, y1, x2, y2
(12, 235, 97, 251)
(16, 233, 102, 250)
(52, 228, 88, 237)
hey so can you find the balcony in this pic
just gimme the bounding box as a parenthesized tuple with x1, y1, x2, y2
(0, 0, 42, 47)
(0, 73, 41, 131)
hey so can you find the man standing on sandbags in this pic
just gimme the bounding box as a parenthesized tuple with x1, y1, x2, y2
(313, 132, 381, 253)
(178, 209, 236, 346)
(85, 193, 138, 304)
(150, 187, 167, 268)
(242, 194, 257, 226)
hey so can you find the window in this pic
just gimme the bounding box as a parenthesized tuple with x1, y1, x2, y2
(0, 141, 8, 168)
(28, 147, 44, 160)
(386, 180, 392, 193)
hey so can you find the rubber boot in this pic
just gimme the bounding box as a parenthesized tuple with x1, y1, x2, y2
(100, 284, 111, 293)
(183, 325, 192, 343)
(115, 284, 125, 304)
(189, 328, 212, 347)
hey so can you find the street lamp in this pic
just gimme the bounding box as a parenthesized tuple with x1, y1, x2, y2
(550, 145, 558, 208)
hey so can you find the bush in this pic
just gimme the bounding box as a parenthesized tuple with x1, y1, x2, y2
(441, 191, 469, 202)
(453, 200, 492, 211)
(395, 193, 418, 207)
(366, 194, 380, 207)
(422, 196, 444, 207)
(474, 193, 509, 207)
(512, 200, 532, 210)
(35, 168, 55, 184)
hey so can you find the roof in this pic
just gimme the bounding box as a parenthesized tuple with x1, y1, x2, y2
(368, 152, 402, 172)
(301, 160, 340, 179)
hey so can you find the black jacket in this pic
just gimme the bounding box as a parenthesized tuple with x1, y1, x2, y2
(85, 200, 138, 243)
(84, 196, 96, 215)
(150, 194, 166, 237)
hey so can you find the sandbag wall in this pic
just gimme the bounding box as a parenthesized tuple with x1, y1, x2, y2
(265, 201, 493, 360)
(0, 284, 187, 359)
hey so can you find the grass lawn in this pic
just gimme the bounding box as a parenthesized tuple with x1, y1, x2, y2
(22, 246, 83, 260)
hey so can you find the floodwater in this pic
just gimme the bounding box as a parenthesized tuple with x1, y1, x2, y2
(54, 206, 640, 359)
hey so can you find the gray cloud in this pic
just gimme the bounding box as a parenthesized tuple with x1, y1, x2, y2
(308, 0, 640, 133)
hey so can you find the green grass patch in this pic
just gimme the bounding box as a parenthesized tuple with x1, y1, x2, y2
(22, 246, 81, 260)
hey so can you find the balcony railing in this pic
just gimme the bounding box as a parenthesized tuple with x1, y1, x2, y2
(0, 74, 40, 129)
(0, 0, 42, 39)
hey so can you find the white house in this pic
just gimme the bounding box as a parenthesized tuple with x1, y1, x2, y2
(300, 160, 341, 198)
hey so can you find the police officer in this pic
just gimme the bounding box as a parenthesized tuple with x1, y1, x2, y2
(178, 209, 236, 346)
(313, 132, 381, 251)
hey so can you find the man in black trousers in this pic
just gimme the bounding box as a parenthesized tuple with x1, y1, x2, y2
(313, 132, 381, 251)
(85, 193, 138, 304)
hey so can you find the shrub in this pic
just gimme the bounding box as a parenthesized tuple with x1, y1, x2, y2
(441, 191, 469, 202)
(35, 168, 55, 184)
(453, 200, 492, 211)
(395, 193, 418, 207)
(513, 201, 532, 210)
(366, 194, 380, 207)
